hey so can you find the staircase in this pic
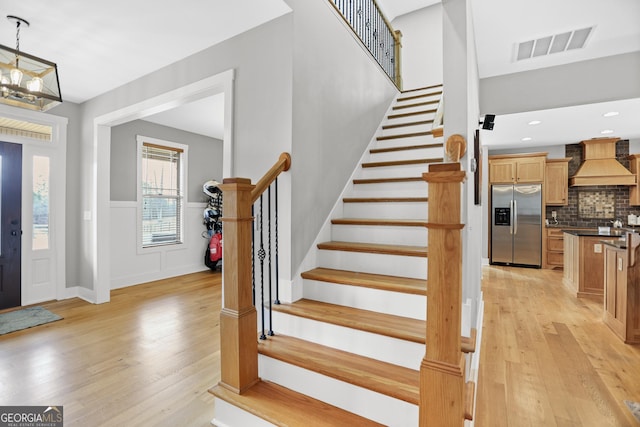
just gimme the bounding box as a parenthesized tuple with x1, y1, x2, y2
(211, 85, 475, 426)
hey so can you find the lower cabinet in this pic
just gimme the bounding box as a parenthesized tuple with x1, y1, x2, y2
(603, 243, 640, 343)
(563, 233, 605, 298)
(545, 228, 564, 269)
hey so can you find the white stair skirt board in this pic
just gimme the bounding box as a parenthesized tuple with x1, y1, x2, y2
(258, 355, 419, 427)
(343, 201, 428, 220)
(271, 311, 424, 368)
(212, 398, 275, 427)
(348, 181, 428, 198)
(302, 279, 426, 320)
(331, 224, 428, 246)
(358, 163, 441, 180)
(318, 250, 427, 280)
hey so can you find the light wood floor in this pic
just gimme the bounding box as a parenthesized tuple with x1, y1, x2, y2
(477, 265, 640, 427)
(0, 271, 221, 427)
(3, 267, 640, 426)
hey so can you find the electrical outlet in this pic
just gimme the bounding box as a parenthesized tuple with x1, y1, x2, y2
(552, 211, 557, 219)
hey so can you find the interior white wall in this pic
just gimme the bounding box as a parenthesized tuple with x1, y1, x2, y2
(391, 4, 443, 90)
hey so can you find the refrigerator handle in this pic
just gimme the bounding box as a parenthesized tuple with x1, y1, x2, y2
(513, 199, 518, 234)
(510, 199, 514, 235)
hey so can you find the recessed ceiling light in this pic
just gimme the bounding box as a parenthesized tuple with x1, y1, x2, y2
(522, 137, 532, 141)
(528, 120, 541, 125)
(601, 129, 614, 134)
(603, 111, 619, 117)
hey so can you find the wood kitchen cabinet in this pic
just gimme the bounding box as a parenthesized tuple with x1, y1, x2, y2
(545, 158, 570, 205)
(563, 233, 605, 298)
(489, 153, 546, 184)
(545, 228, 565, 269)
(603, 235, 640, 343)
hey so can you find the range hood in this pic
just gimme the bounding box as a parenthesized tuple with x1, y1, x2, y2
(569, 138, 636, 186)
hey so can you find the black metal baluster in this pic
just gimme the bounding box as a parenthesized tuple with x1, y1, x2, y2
(274, 178, 280, 305)
(267, 185, 274, 336)
(251, 205, 255, 305)
(258, 195, 267, 340)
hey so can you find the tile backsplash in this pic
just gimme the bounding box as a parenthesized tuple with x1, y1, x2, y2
(545, 140, 640, 228)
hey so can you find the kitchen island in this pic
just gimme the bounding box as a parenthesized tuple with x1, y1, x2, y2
(563, 229, 626, 299)
(602, 235, 640, 344)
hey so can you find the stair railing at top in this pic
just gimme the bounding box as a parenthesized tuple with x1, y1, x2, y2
(328, 0, 403, 89)
(217, 152, 291, 394)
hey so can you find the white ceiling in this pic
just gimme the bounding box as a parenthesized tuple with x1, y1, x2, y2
(1, 0, 639, 147)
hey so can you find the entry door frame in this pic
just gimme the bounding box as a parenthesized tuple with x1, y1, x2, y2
(0, 104, 68, 306)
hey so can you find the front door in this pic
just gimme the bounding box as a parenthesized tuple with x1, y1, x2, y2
(0, 141, 22, 310)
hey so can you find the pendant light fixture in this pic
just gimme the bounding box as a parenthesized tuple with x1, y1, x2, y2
(0, 15, 62, 111)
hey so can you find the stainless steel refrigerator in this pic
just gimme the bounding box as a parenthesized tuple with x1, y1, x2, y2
(491, 184, 542, 267)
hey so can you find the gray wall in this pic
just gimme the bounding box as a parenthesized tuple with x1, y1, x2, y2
(76, 14, 294, 291)
(110, 120, 223, 203)
(479, 52, 640, 115)
(288, 0, 398, 272)
(48, 101, 82, 288)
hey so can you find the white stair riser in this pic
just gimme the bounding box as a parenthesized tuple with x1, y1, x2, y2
(272, 311, 425, 367)
(390, 104, 438, 115)
(359, 163, 440, 179)
(368, 147, 444, 162)
(318, 250, 427, 279)
(385, 111, 436, 126)
(373, 134, 440, 148)
(302, 279, 426, 320)
(212, 399, 274, 427)
(349, 180, 427, 197)
(379, 123, 433, 137)
(343, 201, 428, 219)
(331, 224, 427, 246)
(396, 91, 441, 103)
(258, 356, 419, 427)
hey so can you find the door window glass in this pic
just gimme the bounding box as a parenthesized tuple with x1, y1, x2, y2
(33, 156, 50, 250)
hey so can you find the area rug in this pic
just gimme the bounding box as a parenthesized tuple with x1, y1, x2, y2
(625, 400, 640, 422)
(0, 306, 62, 335)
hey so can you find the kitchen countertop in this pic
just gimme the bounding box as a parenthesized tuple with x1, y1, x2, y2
(600, 239, 627, 250)
(562, 229, 627, 237)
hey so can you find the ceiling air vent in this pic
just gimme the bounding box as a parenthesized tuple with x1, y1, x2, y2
(516, 27, 594, 61)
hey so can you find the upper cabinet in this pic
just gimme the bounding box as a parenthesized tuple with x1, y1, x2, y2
(489, 153, 546, 184)
(545, 158, 570, 206)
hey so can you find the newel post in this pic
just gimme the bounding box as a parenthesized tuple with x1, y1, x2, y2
(218, 177, 259, 394)
(420, 163, 466, 426)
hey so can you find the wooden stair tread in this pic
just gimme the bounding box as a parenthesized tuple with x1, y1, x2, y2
(392, 99, 439, 110)
(382, 119, 434, 130)
(376, 131, 433, 141)
(370, 143, 443, 154)
(272, 297, 477, 353)
(273, 299, 426, 344)
(317, 241, 427, 257)
(361, 157, 443, 168)
(301, 267, 426, 295)
(331, 218, 427, 227)
(396, 91, 442, 103)
(343, 196, 428, 203)
(258, 334, 420, 404)
(210, 381, 384, 427)
(388, 108, 437, 120)
(353, 176, 424, 185)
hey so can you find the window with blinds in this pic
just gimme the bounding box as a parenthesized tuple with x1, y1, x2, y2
(140, 141, 184, 247)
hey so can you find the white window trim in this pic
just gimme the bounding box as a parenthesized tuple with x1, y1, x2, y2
(136, 135, 188, 254)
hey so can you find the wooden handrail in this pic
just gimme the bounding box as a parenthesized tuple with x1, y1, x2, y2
(251, 152, 291, 203)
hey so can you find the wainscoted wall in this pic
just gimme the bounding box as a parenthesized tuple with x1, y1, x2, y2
(109, 202, 209, 289)
(545, 140, 639, 227)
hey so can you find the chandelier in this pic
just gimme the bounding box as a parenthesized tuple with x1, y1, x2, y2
(0, 15, 62, 111)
